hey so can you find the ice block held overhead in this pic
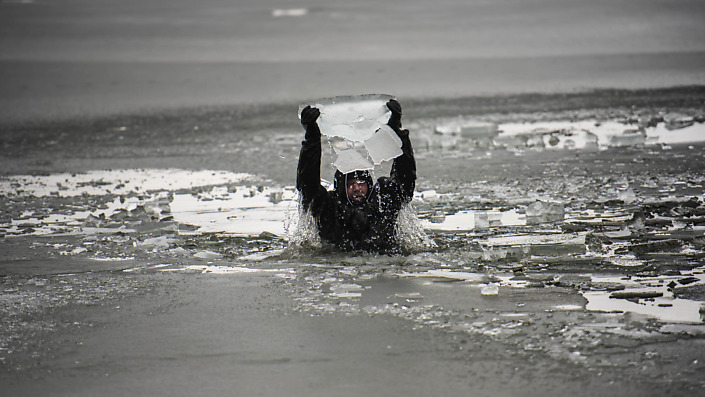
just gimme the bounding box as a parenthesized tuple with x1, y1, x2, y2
(300, 94, 404, 173)
(300, 94, 393, 142)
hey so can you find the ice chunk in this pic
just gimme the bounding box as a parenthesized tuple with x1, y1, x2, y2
(333, 148, 373, 174)
(300, 94, 393, 142)
(607, 129, 646, 147)
(646, 122, 705, 144)
(138, 236, 174, 249)
(481, 283, 499, 296)
(618, 186, 637, 204)
(364, 125, 402, 164)
(663, 113, 695, 130)
(474, 212, 489, 230)
(526, 200, 564, 224)
(193, 250, 224, 259)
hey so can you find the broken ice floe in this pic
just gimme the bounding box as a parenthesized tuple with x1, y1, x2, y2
(583, 269, 705, 324)
(0, 169, 296, 237)
(0, 169, 254, 198)
(426, 118, 705, 151)
(496, 120, 705, 150)
(170, 185, 297, 236)
(418, 200, 565, 231)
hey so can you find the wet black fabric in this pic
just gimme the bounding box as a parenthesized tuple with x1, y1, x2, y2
(296, 120, 416, 254)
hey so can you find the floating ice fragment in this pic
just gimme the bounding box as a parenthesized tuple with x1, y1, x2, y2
(481, 283, 499, 296)
(167, 265, 292, 274)
(364, 125, 403, 164)
(607, 129, 646, 147)
(647, 122, 705, 144)
(395, 292, 424, 300)
(525, 201, 564, 224)
(663, 113, 695, 130)
(333, 148, 373, 174)
(618, 187, 637, 204)
(193, 250, 223, 259)
(405, 269, 490, 282)
(553, 304, 584, 311)
(138, 236, 174, 249)
(419, 190, 439, 200)
(474, 212, 489, 230)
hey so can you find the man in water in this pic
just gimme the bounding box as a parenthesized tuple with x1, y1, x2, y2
(296, 99, 416, 253)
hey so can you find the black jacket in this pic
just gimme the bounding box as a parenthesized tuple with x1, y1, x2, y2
(296, 118, 416, 253)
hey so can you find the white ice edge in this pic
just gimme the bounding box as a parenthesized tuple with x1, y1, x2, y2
(495, 120, 705, 148)
(582, 291, 703, 324)
(161, 265, 295, 274)
(0, 169, 301, 237)
(581, 269, 705, 324)
(0, 169, 255, 197)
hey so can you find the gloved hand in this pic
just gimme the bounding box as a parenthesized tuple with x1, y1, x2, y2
(386, 99, 402, 130)
(300, 105, 320, 127)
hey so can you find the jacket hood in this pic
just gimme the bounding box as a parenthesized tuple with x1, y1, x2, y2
(334, 170, 374, 205)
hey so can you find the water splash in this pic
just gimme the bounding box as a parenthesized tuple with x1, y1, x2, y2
(284, 193, 322, 250)
(395, 203, 437, 252)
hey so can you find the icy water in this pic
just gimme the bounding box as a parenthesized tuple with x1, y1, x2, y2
(2, 108, 705, 384)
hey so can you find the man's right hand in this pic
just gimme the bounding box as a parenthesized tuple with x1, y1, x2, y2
(300, 106, 320, 127)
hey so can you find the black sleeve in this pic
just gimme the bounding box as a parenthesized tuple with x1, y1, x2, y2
(389, 125, 416, 203)
(296, 121, 328, 210)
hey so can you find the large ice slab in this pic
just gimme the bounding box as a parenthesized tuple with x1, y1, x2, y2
(494, 120, 705, 150)
(300, 94, 393, 142)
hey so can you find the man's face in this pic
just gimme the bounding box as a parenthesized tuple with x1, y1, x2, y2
(346, 178, 369, 203)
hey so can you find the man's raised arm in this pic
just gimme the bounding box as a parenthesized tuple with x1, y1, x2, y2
(296, 106, 325, 208)
(387, 100, 416, 202)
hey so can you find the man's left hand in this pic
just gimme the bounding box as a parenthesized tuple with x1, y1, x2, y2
(387, 99, 402, 129)
(387, 99, 402, 117)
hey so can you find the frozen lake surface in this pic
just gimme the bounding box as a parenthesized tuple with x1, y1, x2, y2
(2, 90, 705, 394)
(1, 0, 705, 391)
(3, 110, 705, 330)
